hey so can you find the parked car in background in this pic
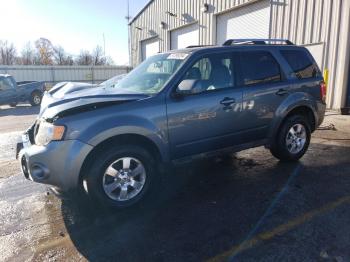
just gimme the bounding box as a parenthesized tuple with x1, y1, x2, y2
(0, 74, 46, 107)
(18, 39, 326, 209)
(40, 74, 126, 113)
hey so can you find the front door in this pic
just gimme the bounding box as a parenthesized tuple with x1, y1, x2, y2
(0, 77, 17, 105)
(166, 52, 243, 159)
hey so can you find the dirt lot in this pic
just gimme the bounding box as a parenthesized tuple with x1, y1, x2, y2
(0, 104, 350, 262)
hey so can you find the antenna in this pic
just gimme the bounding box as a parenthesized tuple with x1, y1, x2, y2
(125, 0, 131, 22)
(126, 0, 132, 66)
(102, 33, 106, 56)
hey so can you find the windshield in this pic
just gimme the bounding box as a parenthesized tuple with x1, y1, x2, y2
(112, 53, 188, 94)
(100, 74, 126, 88)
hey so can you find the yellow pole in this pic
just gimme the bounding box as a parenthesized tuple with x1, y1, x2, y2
(323, 69, 329, 94)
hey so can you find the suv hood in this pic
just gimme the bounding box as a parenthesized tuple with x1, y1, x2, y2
(41, 82, 96, 112)
(40, 83, 149, 120)
(49, 81, 96, 97)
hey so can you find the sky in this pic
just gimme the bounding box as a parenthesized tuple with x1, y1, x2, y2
(0, 0, 149, 65)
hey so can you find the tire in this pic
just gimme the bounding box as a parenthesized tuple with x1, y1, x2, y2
(9, 102, 17, 107)
(84, 145, 158, 209)
(30, 91, 42, 106)
(270, 115, 311, 162)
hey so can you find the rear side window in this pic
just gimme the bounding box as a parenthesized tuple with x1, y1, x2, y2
(280, 50, 321, 79)
(238, 51, 282, 86)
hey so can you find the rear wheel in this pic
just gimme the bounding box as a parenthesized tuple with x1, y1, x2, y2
(30, 91, 42, 106)
(270, 115, 311, 161)
(84, 145, 158, 209)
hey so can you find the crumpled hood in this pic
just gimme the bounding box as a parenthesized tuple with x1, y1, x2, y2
(49, 82, 96, 98)
(40, 84, 149, 120)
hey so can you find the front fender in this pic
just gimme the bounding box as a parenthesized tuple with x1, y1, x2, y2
(268, 92, 319, 140)
(70, 115, 169, 162)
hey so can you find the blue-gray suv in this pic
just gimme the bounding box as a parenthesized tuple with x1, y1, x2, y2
(18, 39, 326, 209)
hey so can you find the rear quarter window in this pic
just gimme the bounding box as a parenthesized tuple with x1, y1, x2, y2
(280, 49, 321, 79)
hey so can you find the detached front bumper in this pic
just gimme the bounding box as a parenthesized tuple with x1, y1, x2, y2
(17, 134, 93, 192)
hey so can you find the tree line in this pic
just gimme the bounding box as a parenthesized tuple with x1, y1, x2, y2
(0, 38, 114, 66)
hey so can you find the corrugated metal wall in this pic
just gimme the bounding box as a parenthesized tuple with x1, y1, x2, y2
(0, 66, 131, 84)
(270, 0, 350, 109)
(130, 0, 350, 109)
(130, 0, 255, 66)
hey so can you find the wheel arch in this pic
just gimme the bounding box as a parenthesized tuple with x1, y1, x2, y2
(30, 89, 43, 96)
(29, 89, 43, 105)
(268, 103, 317, 146)
(79, 133, 166, 184)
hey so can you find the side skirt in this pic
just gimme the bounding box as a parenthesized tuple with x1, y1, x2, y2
(171, 139, 268, 165)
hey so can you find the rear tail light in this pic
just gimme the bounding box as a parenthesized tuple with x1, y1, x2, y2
(320, 81, 327, 103)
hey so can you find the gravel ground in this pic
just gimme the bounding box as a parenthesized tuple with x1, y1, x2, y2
(0, 105, 349, 262)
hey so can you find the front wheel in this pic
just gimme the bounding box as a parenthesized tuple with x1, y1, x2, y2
(270, 115, 311, 162)
(84, 145, 158, 209)
(30, 91, 42, 106)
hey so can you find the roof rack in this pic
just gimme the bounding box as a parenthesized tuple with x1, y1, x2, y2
(223, 39, 294, 46)
(186, 45, 214, 48)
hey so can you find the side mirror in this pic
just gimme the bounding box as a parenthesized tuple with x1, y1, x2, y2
(175, 79, 203, 96)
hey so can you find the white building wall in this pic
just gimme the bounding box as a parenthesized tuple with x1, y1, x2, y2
(270, 0, 350, 110)
(130, 0, 350, 110)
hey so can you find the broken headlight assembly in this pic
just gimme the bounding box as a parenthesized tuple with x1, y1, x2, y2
(35, 121, 66, 146)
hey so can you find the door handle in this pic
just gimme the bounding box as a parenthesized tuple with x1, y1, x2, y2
(275, 88, 289, 96)
(220, 97, 236, 106)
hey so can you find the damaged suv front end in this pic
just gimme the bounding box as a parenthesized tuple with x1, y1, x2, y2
(17, 52, 187, 196)
(19, 120, 93, 193)
(17, 93, 149, 193)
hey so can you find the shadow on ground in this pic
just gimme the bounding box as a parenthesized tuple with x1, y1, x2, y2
(54, 141, 350, 262)
(0, 104, 39, 117)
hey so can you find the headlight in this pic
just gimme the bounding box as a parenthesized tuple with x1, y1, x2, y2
(35, 121, 65, 146)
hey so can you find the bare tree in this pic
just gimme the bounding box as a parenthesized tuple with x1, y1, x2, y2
(76, 50, 93, 65)
(53, 45, 67, 65)
(92, 45, 106, 65)
(1, 39, 115, 66)
(65, 55, 74, 66)
(35, 38, 54, 65)
(105, 56, 115, 65)
(53, 45, 74, 65)
(0, 40, 17, 65)
(20, 42, 35, 65)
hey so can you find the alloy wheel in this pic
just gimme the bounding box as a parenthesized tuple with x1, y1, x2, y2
(285, 123, 307, 154)
(102, 157, 146, 201)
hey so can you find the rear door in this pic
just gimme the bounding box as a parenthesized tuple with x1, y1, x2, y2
(237, 50, 290, 141)
(166, 52, 243, 159)
(0, 77, 17, 105)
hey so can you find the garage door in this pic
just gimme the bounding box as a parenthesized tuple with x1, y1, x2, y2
(171, 23, 199, 50)
(141, 38, 159, 61)
(216, 0, 271, 45)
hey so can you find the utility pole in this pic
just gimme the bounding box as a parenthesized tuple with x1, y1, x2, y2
(102, 33, 106, 57)
(125, 0, 132, 66)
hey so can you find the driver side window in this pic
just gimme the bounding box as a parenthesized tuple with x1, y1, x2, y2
(0, 78, 12, 90)
(182, 53, 234, 94)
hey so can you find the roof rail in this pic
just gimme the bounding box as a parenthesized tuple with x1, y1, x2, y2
(186, 45, 214, 48)
(223, 39, 294, 46)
